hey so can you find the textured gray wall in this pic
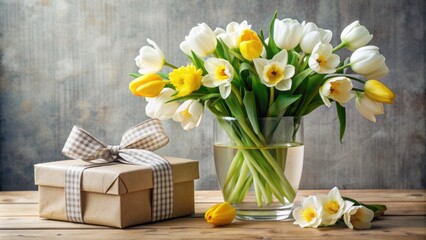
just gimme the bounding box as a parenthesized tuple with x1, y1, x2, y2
(0, 0, 424, 190)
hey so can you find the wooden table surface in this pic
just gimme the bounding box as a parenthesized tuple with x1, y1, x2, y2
(0, 190, 425, 239)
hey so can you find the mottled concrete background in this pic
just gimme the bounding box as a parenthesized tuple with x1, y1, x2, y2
(0, 0, 424, 190)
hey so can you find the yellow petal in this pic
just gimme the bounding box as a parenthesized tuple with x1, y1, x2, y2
(238, 29, 263, 61)
(204, 202, 236, 226)
(129, 74, 165, 97)
(364, 80, 395, 104)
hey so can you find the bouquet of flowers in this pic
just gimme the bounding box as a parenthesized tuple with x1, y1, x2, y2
(129, 12, 395, 207)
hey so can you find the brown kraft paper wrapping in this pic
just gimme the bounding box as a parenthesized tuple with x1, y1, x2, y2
(34, 156, 199, 228)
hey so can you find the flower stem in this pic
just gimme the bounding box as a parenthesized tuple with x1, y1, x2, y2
(336, 63, 352, 72)
(333, 42, 346, 52)
(165, 62, 178, 69)
(352, 87, 364, 92)
(269, 87, 275, 111)
(231, 85, 243, 105)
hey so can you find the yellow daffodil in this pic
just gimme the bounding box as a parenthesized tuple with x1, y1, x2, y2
(309, 43, 340, 74)
(135, 39, 166, 74)
(180, 23, 217, 57)
(238, 29, 263, 61)
(350, 46, 389, 80)
(293, 195, 323, 228)
(273, 18, 303, 50)
(343, 202, 374, 230)
(341, 21, 373, 51)
(319, 76, 354, 107)
(317, 187, 346, 226)
(253, 49, 295, 91)
(145, 88, 180, 120)
(205, 202, 236, 226)
(355, 92, 384, 123)
(300, 21, 332, 54)
(215, 21, 251, 49)
(202, 58, 234, 99)
(172, 100, 204, 130)
(129, 73, 166, 98)
(169, 65, 203, 97)
(364, 80, 395, 104)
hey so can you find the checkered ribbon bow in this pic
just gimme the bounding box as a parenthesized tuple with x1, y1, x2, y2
(62, 118, 173, 223)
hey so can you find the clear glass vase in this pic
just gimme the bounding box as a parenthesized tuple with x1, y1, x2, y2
(213, 117, 304, 220)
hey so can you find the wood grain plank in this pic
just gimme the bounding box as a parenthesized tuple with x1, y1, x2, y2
(0, 216, 424, 239)
(194, 190, 426, 203)
(0, 191, 38, 204)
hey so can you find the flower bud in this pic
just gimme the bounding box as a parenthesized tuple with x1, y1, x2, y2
(350, 46, 389, 80)
(129, 74, 165, 98)
(273, 18, 303, 50)
(238, 29, 263, 61)
(204, 202, 236, 226)
(364, 80, 395, 104)
(180, 23, 217, 57)
(341, 21, 373, 51)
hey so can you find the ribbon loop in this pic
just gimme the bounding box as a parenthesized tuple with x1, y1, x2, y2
(61, 118, 173, 223)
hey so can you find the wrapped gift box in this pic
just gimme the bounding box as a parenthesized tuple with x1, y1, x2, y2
(34, 156, 199, 228)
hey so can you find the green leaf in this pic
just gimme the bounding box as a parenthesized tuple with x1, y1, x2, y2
(250, 75, 269, 117)
(224, 92, 245, 118)
(200, 93, 221, 101)
(166, 93, 205, 103)
(129, 72, 142, 78)
(191, 51, 208, 75)
(336, 102, 346, 143)
(291, 68, 313, 93)
(243, 91, 260, 134)
(267, 94, 301, 117)
(267, 11, 280, 58)
(239, 62, 256, 75)
(295, 74, 327, 116)
(157, 72, 169, 79)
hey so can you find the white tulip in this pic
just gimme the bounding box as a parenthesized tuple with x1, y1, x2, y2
(317, 187, 346, 226)
(173, 100, 204, 130)
(135, 39, 165, 74)
(180, 23, 217, 57)
(215, 21, 251, 49)
(319, 76, 354, 107)
(273, 18, 303, 50)
(145, 88, 180, 120)
(350, 46, 389, 80)
(253, 50, 295, 91)
(293, 195, 323, 228)
(300, 21, 332, 54)
(355, 92, 384, 123)
(202, 58, 234, 99)
(343, 202, 375, 230)
(341, 21, 373, 51)
(309, 43, 340, 74)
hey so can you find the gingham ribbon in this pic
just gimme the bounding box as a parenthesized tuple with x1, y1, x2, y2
(61, 118, 173, 223)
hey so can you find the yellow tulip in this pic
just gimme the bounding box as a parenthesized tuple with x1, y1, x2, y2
(129, 74, 166, 98)
(364, 80, 395, 104)
(204, 202, 236, 226)
(238, 29, 263, 61)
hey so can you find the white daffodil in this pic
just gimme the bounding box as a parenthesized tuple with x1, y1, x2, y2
(180, 23, 217, 57)
(350, 46, 389, 80)
(273, 18, 303, 50)
(319, 76, 354, 107)
(317, 187, 346, 226)
(253, 49, 295, 91)
(145, 88, 180, 120)
(309, 43, 340, 74)
(355, 92, 384, 123)
(215, 21, 251, 49)
(202, 58, 234, 99)
(341, 21, 373, 51)
(135, 39, 165, 74)
(300, 21, 332, 54)
(293, 195, 323, 228)
(173, 100, 204, 130)
(343, 202, 375, 230)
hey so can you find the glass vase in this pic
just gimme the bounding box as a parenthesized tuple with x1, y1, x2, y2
(213, 117, 304, 220)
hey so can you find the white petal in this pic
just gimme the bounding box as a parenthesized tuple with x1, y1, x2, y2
(272, 49, 288, 64)
(275, 78, 292, 91)
(202, 74, 220, 87)
(220, 84, 232, 99)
